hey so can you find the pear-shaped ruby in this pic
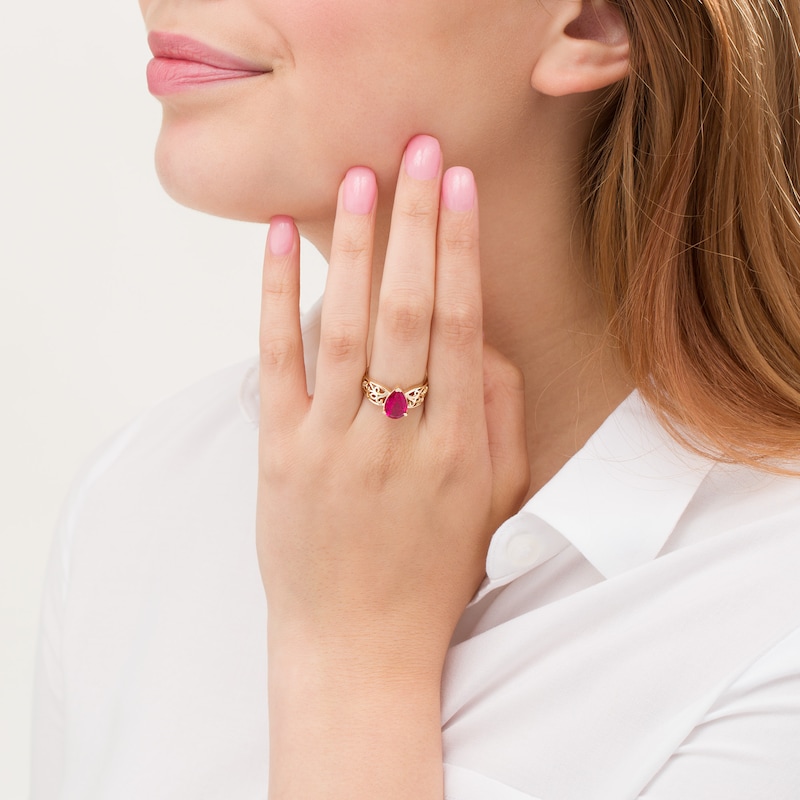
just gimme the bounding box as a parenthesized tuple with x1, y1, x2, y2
(384, 390, 408, 419)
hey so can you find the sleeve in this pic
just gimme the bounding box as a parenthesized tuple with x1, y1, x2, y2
(638, 624, 800, 800)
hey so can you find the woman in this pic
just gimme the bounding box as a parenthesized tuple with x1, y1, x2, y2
(32, 0, 800, 798)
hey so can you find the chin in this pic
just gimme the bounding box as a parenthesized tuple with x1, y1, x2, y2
(154, 128, 269, 222)
(152, 121, 341, 225)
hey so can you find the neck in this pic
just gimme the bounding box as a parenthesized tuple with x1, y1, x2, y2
(476, 153, 633, 494)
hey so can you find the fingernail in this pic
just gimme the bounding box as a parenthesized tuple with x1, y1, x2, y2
(442, 167, 475, 212)
(268, 216, 294, 256)
(342, 167, 377, 215)
(404, 135, 441, 181)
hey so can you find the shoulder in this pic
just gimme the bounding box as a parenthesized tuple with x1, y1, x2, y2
(96, 355, 258, 467)
(51, 356, 260, 586)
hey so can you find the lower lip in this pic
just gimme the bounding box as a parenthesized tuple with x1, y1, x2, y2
(146, 57, 268, 95)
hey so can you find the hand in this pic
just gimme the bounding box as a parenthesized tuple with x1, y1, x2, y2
(257, 135, 529, 798)
(256, 135, 530, 669)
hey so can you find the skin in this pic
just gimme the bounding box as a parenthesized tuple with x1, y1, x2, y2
(138, 0, 633, 795)
(141, 0, 552, 221)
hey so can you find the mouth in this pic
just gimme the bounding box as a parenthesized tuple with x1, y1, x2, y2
(146, 31, 272, 96)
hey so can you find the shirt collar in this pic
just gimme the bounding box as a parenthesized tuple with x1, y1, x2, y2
(523, 391, 715, 579)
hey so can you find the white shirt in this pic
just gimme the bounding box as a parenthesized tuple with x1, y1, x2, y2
(31, 307, 800, 799)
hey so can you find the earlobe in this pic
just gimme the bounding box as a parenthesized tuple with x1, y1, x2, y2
(531, 0, 630, 97)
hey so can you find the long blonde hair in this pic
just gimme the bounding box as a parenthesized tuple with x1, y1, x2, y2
(585, 0, 800, 466)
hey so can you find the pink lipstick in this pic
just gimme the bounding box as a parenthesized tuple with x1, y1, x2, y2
(146, 32, 271, 95)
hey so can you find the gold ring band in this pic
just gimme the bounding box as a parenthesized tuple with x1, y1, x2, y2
(362, 374, 428, 419)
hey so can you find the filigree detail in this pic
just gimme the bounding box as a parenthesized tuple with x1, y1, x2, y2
(362, 375, 428, 412)
(362, 377, 390, 405)
(404, 384, 428, 409)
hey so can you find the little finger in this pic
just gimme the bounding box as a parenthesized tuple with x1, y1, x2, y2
(259, 216, 309, 433)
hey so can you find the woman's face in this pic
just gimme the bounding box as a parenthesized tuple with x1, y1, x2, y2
(138, 0, 545, 224)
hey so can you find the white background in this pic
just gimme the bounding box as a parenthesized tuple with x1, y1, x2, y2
(0, 4, 327, 797)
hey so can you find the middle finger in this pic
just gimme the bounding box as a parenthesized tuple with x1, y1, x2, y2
(367, 135, 442, 400)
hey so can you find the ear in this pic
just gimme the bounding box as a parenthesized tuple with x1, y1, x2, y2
(531, 0, 630, 97)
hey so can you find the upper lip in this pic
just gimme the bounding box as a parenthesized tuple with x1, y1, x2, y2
(147, 31, 271, 72)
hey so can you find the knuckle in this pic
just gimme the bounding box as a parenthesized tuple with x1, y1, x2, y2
(321, 324, 363, 363)
(441, 218, 476, 255)
(434, 430, 473, 468)
(400, 194, 438, 226)
(436, 300, 482, 343)
(334, 233, 371, 264)
(381, 293, 432, 341)
(303, 445, 336, 483)
(364, 454, 394, 492)
(259, 332, 299, 371)
(262, 273, 296, 303)
(363, 434, 403, 490)
(262, 429, 328, 484)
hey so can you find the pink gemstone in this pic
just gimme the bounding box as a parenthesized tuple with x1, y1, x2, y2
(384, 390, 408, 419)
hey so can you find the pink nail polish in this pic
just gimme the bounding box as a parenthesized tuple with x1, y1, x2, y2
(268, 216, 294, 256)
(404, 135, 441, 181)
(342, 167, 377, 215)
(442, 167, 475, 212)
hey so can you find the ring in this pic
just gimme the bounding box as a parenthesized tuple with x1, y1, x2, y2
(362, 374, 428, 419)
